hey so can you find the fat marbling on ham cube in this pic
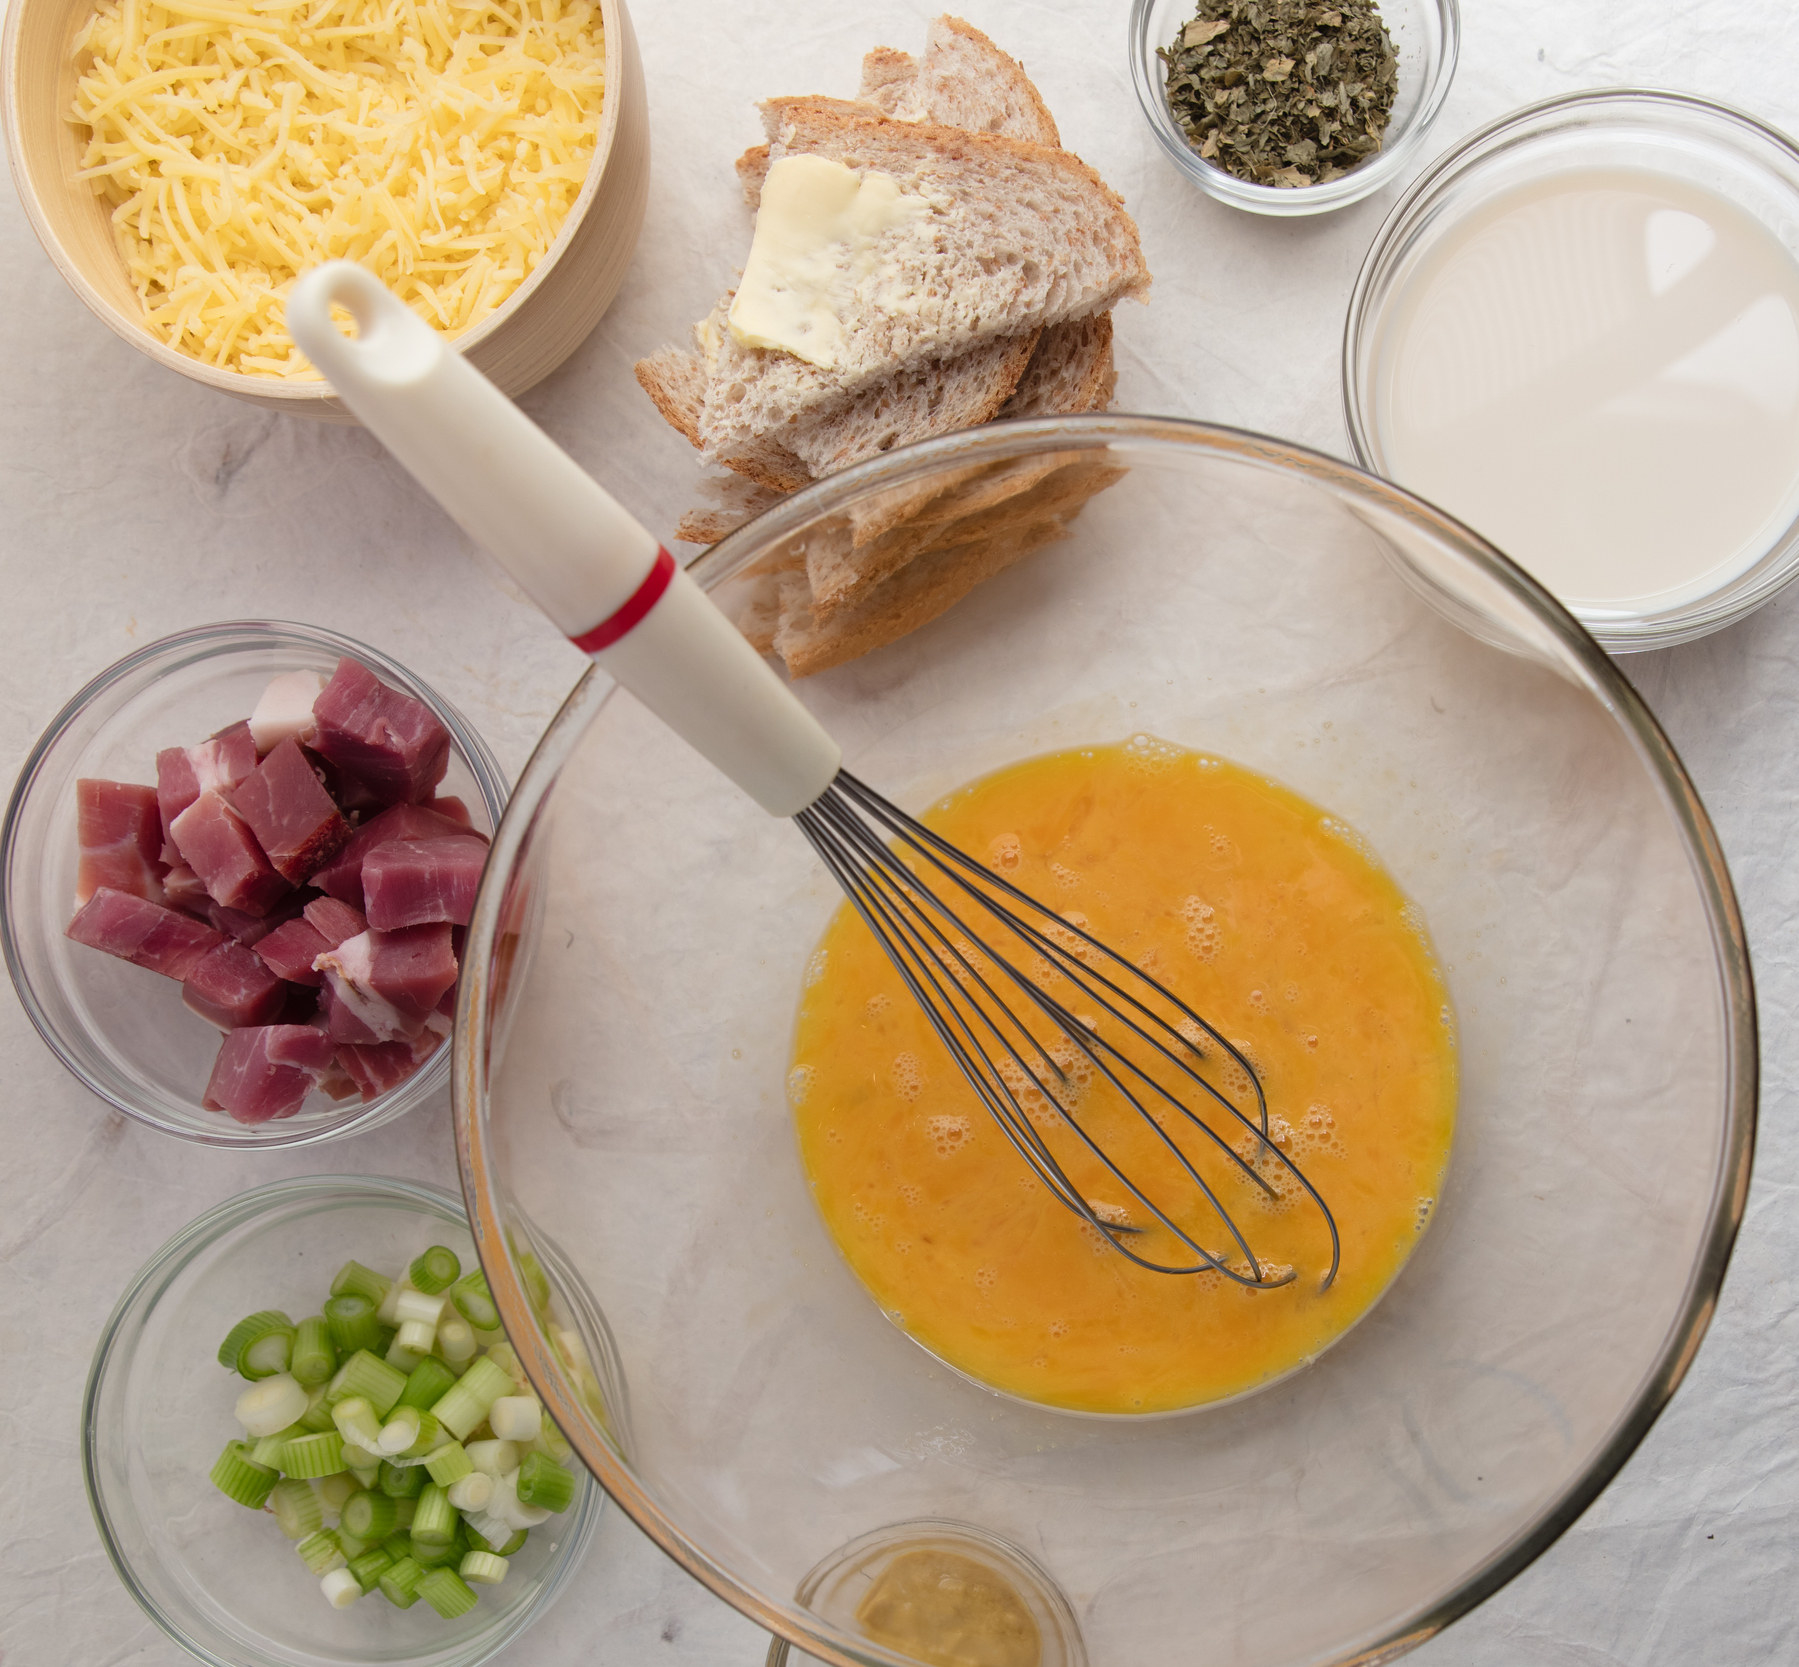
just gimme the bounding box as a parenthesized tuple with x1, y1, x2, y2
(315, 924, 457, 1043)
(183, 938, 287, 1029)
(310, 658, 451, 807)
(249, 670, 326, 755)
(202, 1024, 337, 1123)
(230, 738, 350, 884)
(361, 836, 490, 930)
(337, 1031, 443, 1103)
(75, 779, 166, 906)
(155, 721, 259, 848)
(66, 887, 223, 979)
(303, 896, 367, 946)
(170, 788, 289, 916)
(311, 803, 481, 910)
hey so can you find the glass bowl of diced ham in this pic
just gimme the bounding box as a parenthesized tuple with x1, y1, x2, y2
(1, 622, 506, 1144)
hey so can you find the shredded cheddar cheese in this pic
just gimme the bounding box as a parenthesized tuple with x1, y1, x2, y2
(69, 0, 605, 377)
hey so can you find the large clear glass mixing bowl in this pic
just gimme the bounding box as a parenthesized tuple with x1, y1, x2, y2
(451, 417, 1755, 1667)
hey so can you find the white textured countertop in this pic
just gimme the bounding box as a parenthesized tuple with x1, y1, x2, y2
(3, 1, 1794, 1662)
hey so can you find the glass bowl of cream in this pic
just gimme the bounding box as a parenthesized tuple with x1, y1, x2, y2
(1345, 88, 1799, 650)
(451, 416, 1753, 1667)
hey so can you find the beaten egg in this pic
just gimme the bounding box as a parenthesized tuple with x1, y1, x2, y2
(788, 738, 1456, 1415)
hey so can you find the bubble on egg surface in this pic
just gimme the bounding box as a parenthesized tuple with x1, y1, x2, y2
(787, 1065, 814, 1106)
(865, 992, 892, 1018)
(805, 948, 828, 988)
(989, 833, 1022, 871)
(890, 1051, 925, 1101)
(1123, 733, 1183, 772)
(926, 1114, 972, 1156)
(973, 1265, 998, 1292)
(1050, 862, 1082, 889)
(1180, 895, 1222, 961)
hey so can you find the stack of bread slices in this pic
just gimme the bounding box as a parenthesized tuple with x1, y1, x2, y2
(635, 15, 1150, 676)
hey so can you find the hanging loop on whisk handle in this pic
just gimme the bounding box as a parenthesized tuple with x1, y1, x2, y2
(285, 261, 842, 817)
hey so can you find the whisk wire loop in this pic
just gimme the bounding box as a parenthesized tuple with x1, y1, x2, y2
(797, 771, 1341, 1289)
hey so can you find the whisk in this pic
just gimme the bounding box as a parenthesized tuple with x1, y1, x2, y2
(288, 264, 1338, 1288)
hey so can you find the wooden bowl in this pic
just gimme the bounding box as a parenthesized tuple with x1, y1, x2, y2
(3, 0, 648, 418)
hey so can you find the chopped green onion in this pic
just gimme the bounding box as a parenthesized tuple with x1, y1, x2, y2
(401, 1413, 445, 1459)
(491, 1467, 551, 1527)
(374, 1324, 398, 1357)
(329, 1260, 393, 1307)
(449, 1270, 499, 1331)
(348, 1546, 394, 1592)
(435, 1314, 477, 1365)
(297, 1529, 346, 1575)
(385, 1338, 425, 1374)
(210, 1440, 278, 1508)
(396, 1319, 437, 1355)
(489, 1396, 541, 1444)
(532, 1417, 573, 1466)
(447, 1472, 493, 1513)
(461, 1509, 513, 1551)
(270, 1477, 324, 1540)
(298, 1383, 337, 1433)
(325, 1349, 407, 1417)
(392, 1496, 418, 1529)
(240, 1325, 296, 1381)
(279, 1430, 346, 1480)
(482, 1341, 528, 1392)
(335, 1525, 374, 1561)
(324, 1293, 380, 1356)
(375, 1279, 410, 1328)
(344, 1447, 383, 1485)
(494, 1528, 528, 1557)
(460, 1549, 508, 1586)
(410, 1534, 460, 1568)
(395, 1357, 457, 1413)
(465, 1439, 519, 1479)
(379, 1459, 426, 1499)
(216, 1309, 292, 1373)
(417, 1567, 479, 1619)
(381, 1530, 412, 1561)
(236, 1373, 309, 1439)
(430, 1355, 513, 1440)
(314, 1473, 359, 1515)
(409, 1246, 461, 1295)
(515, 1450, 576, 1513)
(410, 1481, 456, 1546)
(250, 1423, 305, 1467)
(341, 1489, 398, 1542)
(425, 1441, 473, 1487)
(379, 1555, 424, 1608)
(394, 1287, 447, 1328)
(331, 1395, 382, 1451)
(321, 1567, 362, 1608)
(517, 1250, 552, 1314)
(291, 1316, 337, 1387)
(374, 1404, 419, 1455)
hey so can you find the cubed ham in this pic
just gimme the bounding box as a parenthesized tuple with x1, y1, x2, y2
(311, 803, 482, 908)
(66, 887, 223, 979)
(429, 796, 472, 827)
(361, 836, 489, 930)
(204, 894, 304, 946)
(249, 671, 326, 755)
(202, 1024, 337, 1123)
(320, 978, 384, 1044)
(156, 723, 259, 844)
(310, 658, 451, 807)
(315, 924, 457, 1043)
(230, 738, 350, 884)
(303, 896, 367, 946)
(183, 939, 288, 1029)
(162, 863, 210, 913)
(75, 780, 166, 906)
(170, 789, 289, 916)
(336, 1030, 443, 1103)
(253, 917, 331, 987)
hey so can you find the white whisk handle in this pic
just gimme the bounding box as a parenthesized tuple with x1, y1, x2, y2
(286, 262, 841, 817)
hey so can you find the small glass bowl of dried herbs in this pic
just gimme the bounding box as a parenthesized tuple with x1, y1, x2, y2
(1128, 0, 1460, 215)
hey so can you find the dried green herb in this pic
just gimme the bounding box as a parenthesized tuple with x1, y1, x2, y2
(1160, 1, 1398, 188)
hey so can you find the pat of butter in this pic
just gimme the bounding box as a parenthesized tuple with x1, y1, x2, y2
(728, 155, 929, 369)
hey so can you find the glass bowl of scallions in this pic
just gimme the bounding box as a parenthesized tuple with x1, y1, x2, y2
(82, 1174, 603, 1667)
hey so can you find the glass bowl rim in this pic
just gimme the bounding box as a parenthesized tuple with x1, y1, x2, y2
(1, 617, 509, 1148)
(1126, 0, 1462, 217)
(453, 413, 1757, 1667)
(1340, 85, 1799, 649)
(80, 1170, 604, 1667)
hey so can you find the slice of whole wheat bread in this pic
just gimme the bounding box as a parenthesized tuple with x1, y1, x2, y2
(695, 99, 1147, 464)
(860, 15, 1060, 147)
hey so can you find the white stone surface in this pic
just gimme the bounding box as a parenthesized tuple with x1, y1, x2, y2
(2, 1, 1795, 1663)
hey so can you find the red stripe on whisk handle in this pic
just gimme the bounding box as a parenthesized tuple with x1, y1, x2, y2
(569, 546, 676, 653)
